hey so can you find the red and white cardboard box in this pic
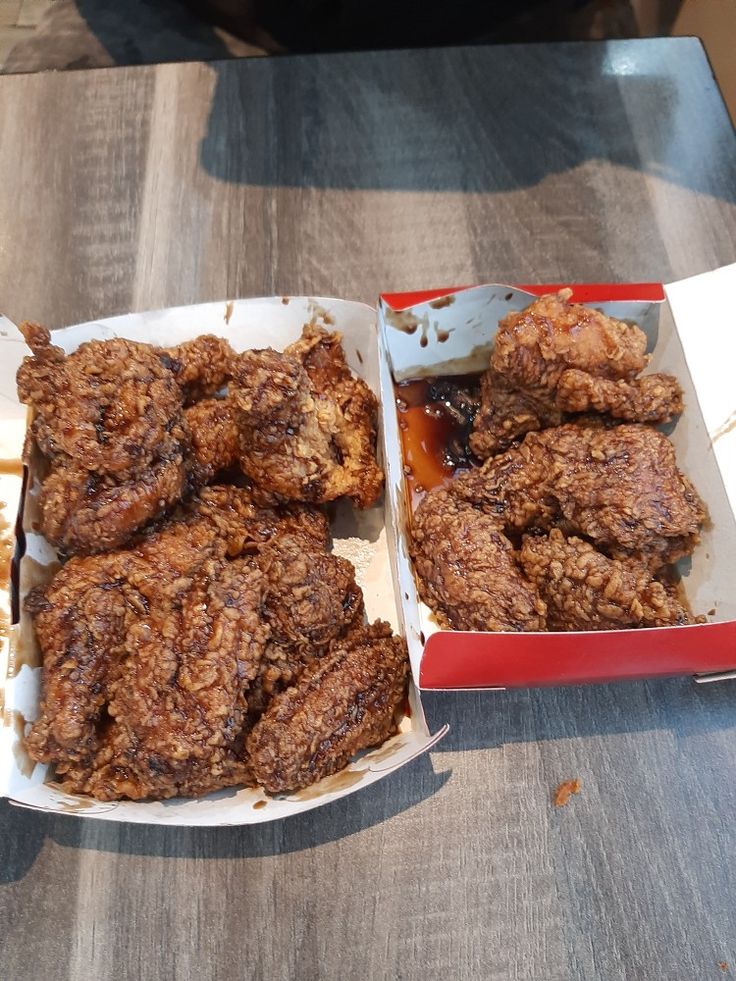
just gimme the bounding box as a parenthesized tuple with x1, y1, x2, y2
(0, 297, 445, 826)
(378, 264, 736, 690)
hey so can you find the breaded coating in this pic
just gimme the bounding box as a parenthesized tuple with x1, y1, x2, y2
(26, 486, 333, 799)
(454, 424, 706, 568)
(469, 368, 562, 459)
(548, 424, 706, 567)
(165, 334, 235, 401)
(232, 326, 383, 508)
(258, 533, 364, 649)
(471, 291, 682, 454)
(410, 489, 547, 631)
(80, 558, 267, 801)
(493, 289, 648, 390)
(247, 621, 409, 794)
(286, 324, 384, 508)
(555, 369, 683, 423)
(184, 397, 241, 485)
(38, 442, 187, 555)
(17, 323, 183, 475)
(520, 530, 699, 630)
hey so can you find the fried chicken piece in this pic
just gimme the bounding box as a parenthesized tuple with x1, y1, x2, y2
(17, 323, 184, 475)
(555, 369, 683, 423)
(232, 328, 383, 507)
(258, 533, 364, 649)
(165, 334, 235, 402)
(549, 424, 707, 567)
(286, 324, 384, 508)
(455, 424, 706, 568)
(26, 485, 330, 798)
(469, 368, 563, 458)
(244, 531, 365, 722)
(38, 441, 188, 555)
(493, 290, 648, 390)
(470, 290, 683, 454)
(80, 558, 267, 800)
(410, 489, 547, 631)
(184, 397, 241, 485)
(520, 529, 700, 630)
(247, 620, 409, 794)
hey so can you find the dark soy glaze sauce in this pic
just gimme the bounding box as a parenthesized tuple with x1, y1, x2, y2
(394, 373, 482, 509)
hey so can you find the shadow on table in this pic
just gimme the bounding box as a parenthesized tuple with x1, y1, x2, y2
(422, 673, 736, 755)
(3, 673, 733, 873)
(198, 39, 736, 203)
(0, 753, 450, 872)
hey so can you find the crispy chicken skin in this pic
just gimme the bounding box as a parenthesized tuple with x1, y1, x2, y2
(25, 486, 332, 799)
(247, 620, 409, 794)
(17, 325, 240, 553)
(520, 529, 698, 630)
(38, 450, 188, 556)
(555, 369, 684, 422)
(246, 534, 365, 720)
(165, 334, 235, 402)
(493, 289, 648, 390)
(410, 489, 547, 631)
(232, 327, 383, 508)
(471, 291, 683, 455)
(17, 323, 184, 475)
(457, 424, 706, 567)
(184, 397, 241, 485)
(469, 368, 563, 459)
(411, 424, 706, 630)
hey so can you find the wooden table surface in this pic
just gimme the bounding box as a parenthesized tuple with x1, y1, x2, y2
(1, 37, 736, 981)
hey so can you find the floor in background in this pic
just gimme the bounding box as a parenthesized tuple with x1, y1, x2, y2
(0, 0, 734, 123)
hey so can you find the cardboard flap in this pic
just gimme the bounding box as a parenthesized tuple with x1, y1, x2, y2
(665, 264, 736, 516)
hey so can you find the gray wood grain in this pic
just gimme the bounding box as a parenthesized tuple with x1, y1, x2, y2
(1, 38, 736, 981)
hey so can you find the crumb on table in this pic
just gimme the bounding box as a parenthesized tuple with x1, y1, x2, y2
(553, 778, 582, 807)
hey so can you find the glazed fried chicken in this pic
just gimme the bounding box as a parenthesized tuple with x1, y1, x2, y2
(38, 439, 188, 556)
(469, 369, 562, 459)
(410, 489, 547, 631)
(410, 423, 706, 631)
(231, 326, 383, 508)
(247, 620, 409, 794)
(17, 323, 184, 475)
(26, 486, 331, 799)
(520, 529, 698, 630)
(458, 424, 706, 568)
(165, 334, 234, 402)
(555, 369, 684, 422)
(246, 531, 365, 720)
(470, 290, 683, 455)
(184, 397, 241, 485)
(17, 324, 241, 554)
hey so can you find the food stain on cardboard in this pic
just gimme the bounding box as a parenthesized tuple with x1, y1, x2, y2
(711, 409, 736, 445)
(429, 295, 455, 310)
(289, 767, 366, 801)
(361, 734, 409, 764)
(8, 710, 35, 777)
(21, 555, 61, 593)
(44, 781, 105, 811)
(11, 621, 42, 674)
(223, 301, 234, 325)
(553, 778, 582, 807)
(252, 799, 268, 810)
(0, 459, 23, 476)
(384, 308, 432, 349)
(0, 503, 13, 592)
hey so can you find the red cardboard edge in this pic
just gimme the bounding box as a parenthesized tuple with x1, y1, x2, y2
(419, 622, 736, 689)
(380, 283, 666, 309)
